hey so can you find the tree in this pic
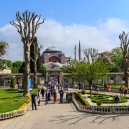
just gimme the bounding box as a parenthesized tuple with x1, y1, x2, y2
(111, 47, 124, 72)
(0, 41, 9, 70)
(19, 62, 25, 73)
(83, 48, 110, 95)
(10, 10, 44, 97)
(119, 31, 129, 88)
(11, 61, 23, 73)
(10, 76, 15, 89)
(30, 36, 43, 88)
(39, 66, 46, 73)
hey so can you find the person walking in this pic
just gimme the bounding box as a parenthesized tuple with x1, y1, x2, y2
(104, 82, 107, 92)
(53, 89, 57, 103)
(58, 84, 60, 93)
(37, 90, 41, 106)
(59, 86, 64, 103)
(41, 87, 45, 98)
(45, 88, 50, 105)
(108, 84, 112, 93)
(31, 92, 37, 110)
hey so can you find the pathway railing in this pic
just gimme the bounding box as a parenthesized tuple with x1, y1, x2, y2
(73, 96, 129, 114)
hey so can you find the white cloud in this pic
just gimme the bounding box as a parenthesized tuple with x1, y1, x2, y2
(0, 18, 129, 61)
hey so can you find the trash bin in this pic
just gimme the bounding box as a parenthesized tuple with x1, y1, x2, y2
(66, 93, 73, 102)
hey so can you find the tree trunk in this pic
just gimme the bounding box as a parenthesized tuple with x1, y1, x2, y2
(124, 58, 129, 88)
(23, 43, 30, 97)
(88, 80, 92, 96)
(33, 60, 38, 88)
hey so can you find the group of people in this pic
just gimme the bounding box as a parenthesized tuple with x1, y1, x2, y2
(77, 82, 84, 90)
(31, 85, 64, 110)
(119, 85, 128, 96)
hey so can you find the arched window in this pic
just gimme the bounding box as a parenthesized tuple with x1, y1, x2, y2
(49, 56, 60, 63)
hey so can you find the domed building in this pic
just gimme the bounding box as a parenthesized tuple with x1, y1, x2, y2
(42, 46, 67, 68)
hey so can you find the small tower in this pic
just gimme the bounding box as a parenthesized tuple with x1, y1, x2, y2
(74, 45, 76, 60)
(78, 40, 81, 61)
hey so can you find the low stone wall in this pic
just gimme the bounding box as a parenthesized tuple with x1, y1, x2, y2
(0, 101, 31, 120)
(73, 96, 129, 114)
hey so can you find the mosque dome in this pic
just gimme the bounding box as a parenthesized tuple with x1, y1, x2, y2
(43, 46, 62, 54)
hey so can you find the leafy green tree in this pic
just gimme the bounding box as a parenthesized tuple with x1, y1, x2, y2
(10, 76, 15, 89)
(111, 47, 124, 72)
(12, 61, 23, 73)
(39, 66, 46, 73)
(0, 41, 9, 70)
(60, 66, 69, 73)
(67, 48, 111, 95)
(19, 62, 25, 73)
(4, 60, 13, 69)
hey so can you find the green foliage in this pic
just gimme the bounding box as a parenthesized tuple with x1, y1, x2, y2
(39, 66, 46, 73)
(0, 41, 9, 58)
(30, 37, 41, 73)
(11, 61, 23, 73)
(96, 100, 102, 106)
(81, 90, 86, 94)
(0, 41, 9, 70)
(60, 66, 68, 73)
(88, 93, 127, 103)
(19, 62, 25, 73)
(10, 76, 15, 89)
(67, 58, 110, 86)
(111, 47, 124, 72)
(75, 92, 90, 106)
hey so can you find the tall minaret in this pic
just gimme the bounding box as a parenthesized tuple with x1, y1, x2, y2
(74, 45, 76, 60)
(78, 40, 81, 61)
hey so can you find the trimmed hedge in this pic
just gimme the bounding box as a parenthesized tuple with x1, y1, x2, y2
(81, 90, 86, 94)
(75, 92, 90, 106)
(89, 94, 127, 103)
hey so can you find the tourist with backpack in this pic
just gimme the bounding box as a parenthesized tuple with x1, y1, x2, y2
(59, 86, 64, 103)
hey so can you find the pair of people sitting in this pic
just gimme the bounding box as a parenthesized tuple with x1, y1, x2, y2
(114, 95, 120, 103)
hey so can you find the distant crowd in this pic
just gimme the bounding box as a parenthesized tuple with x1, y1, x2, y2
(31, 79, 68, 110)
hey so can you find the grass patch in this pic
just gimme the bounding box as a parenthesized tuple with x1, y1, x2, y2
(0, 88, 40, 113)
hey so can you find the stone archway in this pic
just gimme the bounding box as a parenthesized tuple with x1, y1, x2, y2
(49, 74, 59, 83)
(49, 56, 60, 63)
(46, 69, 63, 85)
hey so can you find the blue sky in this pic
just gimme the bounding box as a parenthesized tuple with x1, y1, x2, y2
(0, 0, 129, 61)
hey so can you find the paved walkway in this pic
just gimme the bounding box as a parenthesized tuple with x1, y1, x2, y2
(1, 88, 129, 129)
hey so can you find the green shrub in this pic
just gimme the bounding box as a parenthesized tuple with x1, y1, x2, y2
(81, 90, 86, 94)
(96, 100, 102, 106)
(10, 76, 15, 89)
(75, 92, 90, 106)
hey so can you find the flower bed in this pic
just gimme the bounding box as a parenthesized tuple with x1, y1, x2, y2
(0, 98, 31, 120)
(73, 92, 129, 114)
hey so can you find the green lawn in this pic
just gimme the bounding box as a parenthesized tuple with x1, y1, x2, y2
(0, 88, 40, 113)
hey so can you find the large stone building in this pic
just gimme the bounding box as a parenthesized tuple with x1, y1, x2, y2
(42, 46, 67, 64)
